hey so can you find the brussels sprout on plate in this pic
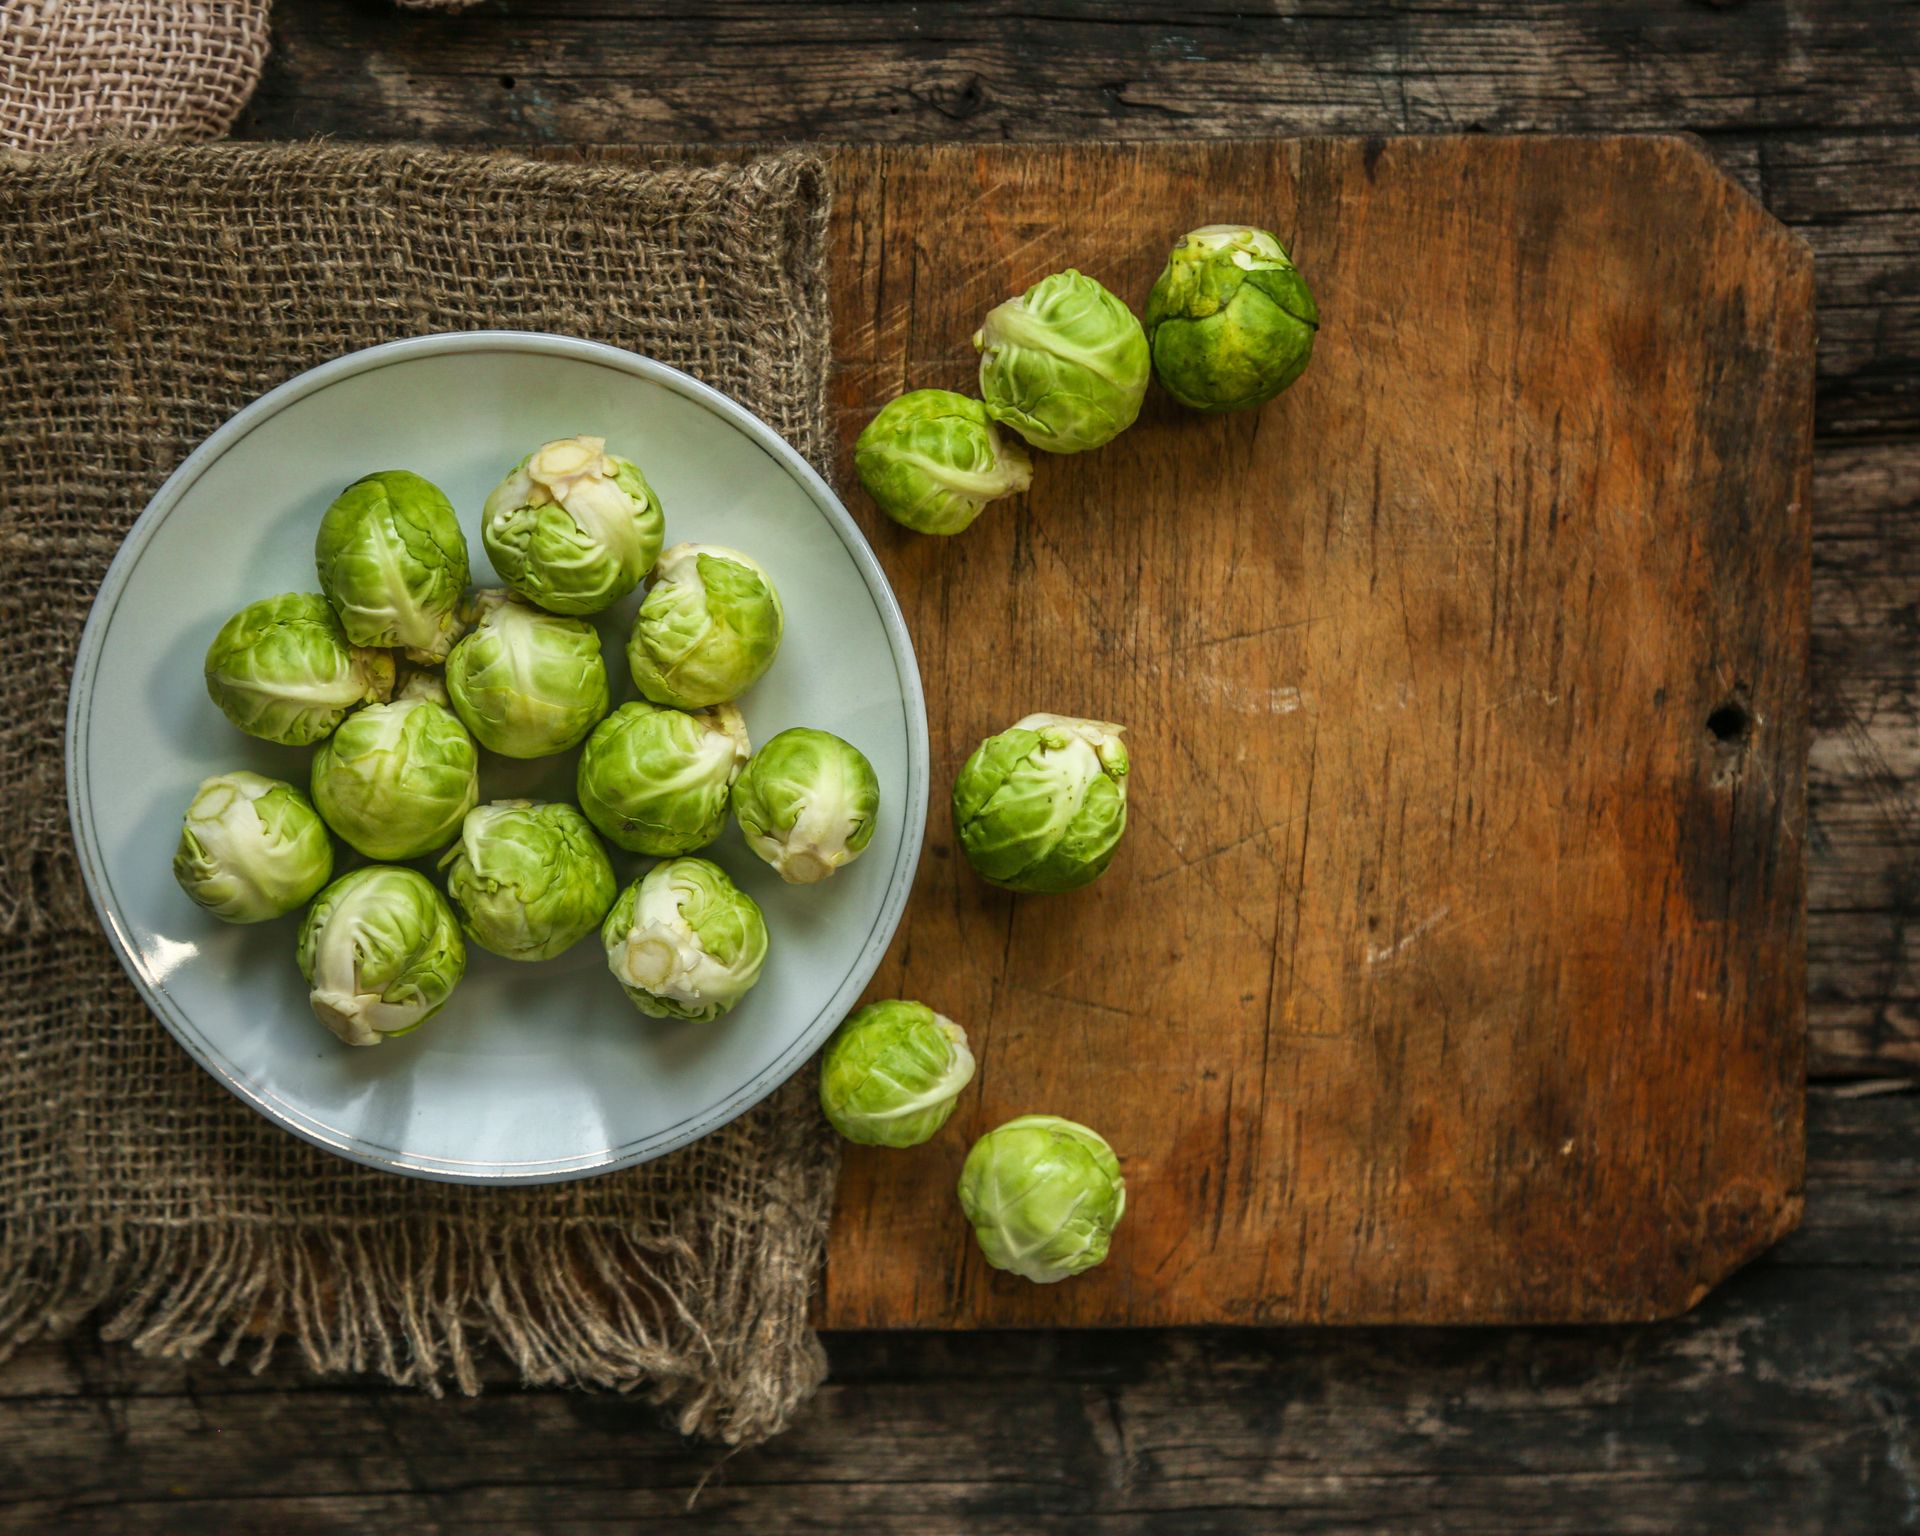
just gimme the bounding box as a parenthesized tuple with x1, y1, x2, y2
(854, 390, 1033, 536)
(957, 1115, 1126, 1283)
(733, 727, 880, 885)
(953, 713, 1129, 893)
(203, 592, 395, 746)
(602, 857, 768, 1022)
(577, 699, 749, 857)
(314, 470, 470, 662)
(440, 800, 617, 962)
(444, 589, 610, 759)
(309, 673, 479, 861)
(819, 1000, 975, 1148)
(627, 543, 784, 709)
(1145, 224, 1319, 412)
(172, 771, 334, 923)
(297, 865, 466, 1047)
(975, 269, 1149, 454)
(482, 435, 665, 616)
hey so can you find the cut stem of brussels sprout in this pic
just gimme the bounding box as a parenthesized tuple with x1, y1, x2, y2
(443, 589, 610, 759)
(854, 390, 1033, 536)
(957, 1114, 1127, 1283)
(203, 592, 395, 746)
(974, 269, 1150, 454)
(297, 866, 466, 1047)
(1144, 224, 1319, 413)
(482, 436, 666, 616)
(440, 800, 618, 961)
(172, 771, 334, 923)
(732, 727, 881, 884)
(952, 712, 1130, 893)
(315, 470, 471, 662)
(626, 543, 784, 709)
(820, 1000, 976, 1147)
(602, 857, 768, 1022)
(577, 699, 750, 856)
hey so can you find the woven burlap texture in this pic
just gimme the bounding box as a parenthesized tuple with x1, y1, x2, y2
(0, 141, 840, 1446)
(0, 1, 271, 151)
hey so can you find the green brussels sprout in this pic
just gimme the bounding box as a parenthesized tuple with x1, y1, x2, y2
(443, 589, 610, 758)
(974, 269, 1149, 454)
(952, 713, 1129, 893)
(297, 865, 466, 1047)
(308, 672, 480, 861)
(440, 800, 617, 961)
(482, 435, 665, 616)
(1144, 224, 1319, 412)
(957, 1115, 1126, 1283)
(576, 699, 749, 857)
(732, 727, 880, 885)
(627, 544, 784, 709)
(854, 390, 1033, 535)
(602, 857, 768, 1021)
(203, 592, 396, 746)
(819, 1000, 975, 1148)
(172, 771, 334, 923)
(314, 470, 470, 661)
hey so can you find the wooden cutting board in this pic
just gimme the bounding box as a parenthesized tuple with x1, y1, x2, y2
(815, 139, 1811, 1329)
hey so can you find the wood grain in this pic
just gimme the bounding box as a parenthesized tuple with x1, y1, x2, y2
(820, 138, 1812, 1329)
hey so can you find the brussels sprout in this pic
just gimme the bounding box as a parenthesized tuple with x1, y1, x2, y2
(577, 700, 749, 856)
(440, 800, 617, 961)
(203, 592, 396, 746)
(1144, 224, 1319, 412)
(602, 857, 768, 1021)
(626, 543, 783, 709)
(732, 727, 880, 885)
(172, 771, 334, 923)
(974, 269, 1149, 454)
(819, 1000, 976, 1148)
(308, 672, 479, 861)
(854, 390, 1034, 536)
(957, 1115, 1126, 1283)
(952, 713, 1129, 893)
(443, 589, 609, 758)
(482, 436, 665, 616)
(297, 865, 466, 1047)
(314, 470, 470, 661)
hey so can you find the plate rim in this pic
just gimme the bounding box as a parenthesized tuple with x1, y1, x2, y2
(64, 329, 929, 1185)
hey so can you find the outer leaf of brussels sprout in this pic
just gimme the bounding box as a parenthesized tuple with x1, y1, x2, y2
(626, 544, 784, 708)
(577, 700, 749, 856)
(443, 590, 610, 758)
(957, 1114, 1127, 1283)
(296, 866, 466, 1047)
(309, 692, 480, 861)
(1144, 224, 1319, 413)
(853, 390, 1034, 535)
(481, 437, 666, 616)
(172, 771, 334, 923)
(314, 470, 470, 661)
(819, 1000, 975, 1148)
(732, 727, 880, 884)
(440, 800, 617, 961)
(974, 269, 1150, 454)
(952, 713, 1129, 893)
(203, 592, 396, 746)
(601, 857, 768, 1021)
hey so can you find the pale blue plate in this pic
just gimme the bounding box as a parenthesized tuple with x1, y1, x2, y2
(66, 332, 928, 1183)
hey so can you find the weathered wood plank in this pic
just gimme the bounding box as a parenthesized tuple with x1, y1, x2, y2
(2, 1089, 1912, 1534)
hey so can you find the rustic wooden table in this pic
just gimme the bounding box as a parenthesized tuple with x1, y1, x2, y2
(5, 4, 1917, 1531)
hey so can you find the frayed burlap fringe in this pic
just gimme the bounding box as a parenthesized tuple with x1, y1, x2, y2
(0, 143, 839, 1445)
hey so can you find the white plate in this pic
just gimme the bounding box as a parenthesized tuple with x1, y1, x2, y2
(66, 332, 928, 1183)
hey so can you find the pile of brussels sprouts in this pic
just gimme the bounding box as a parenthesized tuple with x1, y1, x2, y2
(179, 435, 883, 1047)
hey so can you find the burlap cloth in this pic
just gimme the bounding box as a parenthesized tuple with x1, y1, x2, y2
(0, 141, 842, 1445)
